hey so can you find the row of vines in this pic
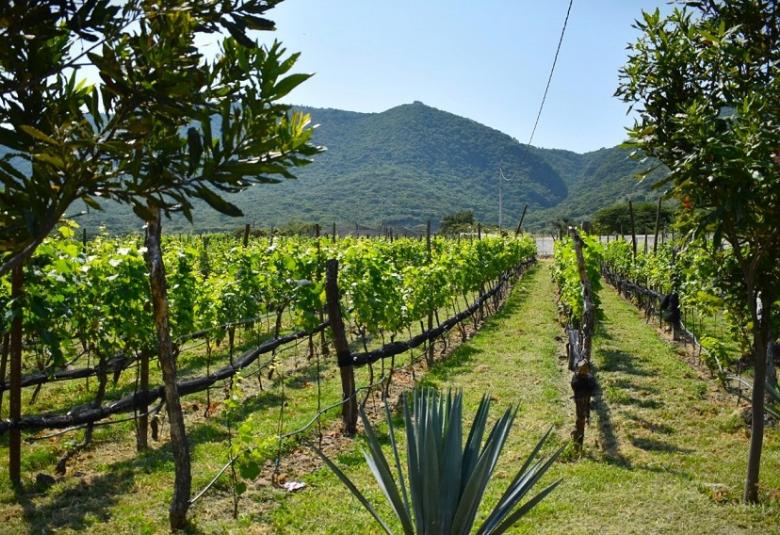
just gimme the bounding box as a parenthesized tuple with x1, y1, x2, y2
(601, 238, 780, 374)
(0, 229, 535, 385)
(550, 229, 780, 450)
(551, 231, 601, 449)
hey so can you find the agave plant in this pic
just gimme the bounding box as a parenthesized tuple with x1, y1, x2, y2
(314, 388, 562, 534)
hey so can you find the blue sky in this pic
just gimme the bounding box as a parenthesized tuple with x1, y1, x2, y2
(261, 0, 672, 153)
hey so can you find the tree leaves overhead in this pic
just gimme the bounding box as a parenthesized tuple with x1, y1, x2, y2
(616, 1, 780, 259)
(616, 0, 780, 504)
(0, 0, 320, 275)
(0, 0, 133, 274)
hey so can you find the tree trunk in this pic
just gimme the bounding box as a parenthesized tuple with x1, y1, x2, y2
(8, 264, 23, 486)
(145, 206, 192, 530)
(767, 339, 777, 395)
(0, 333, 9, 416)
(324, 259, 357, 436)
(744, 291, 770, 504)
(136, 348, 151, 451)
(628, 200, 637, 261)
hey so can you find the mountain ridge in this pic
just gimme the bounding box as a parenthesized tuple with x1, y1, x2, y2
(65, 101, 666, 233)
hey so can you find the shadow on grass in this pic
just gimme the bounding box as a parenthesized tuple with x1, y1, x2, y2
(610, 378, 660, 395)
(623, 397, 664, 410)
(13, 427, 230, 534)
(420, 346, 483, 386)
(286, 360, 328, 391)
(598, 349, 653, 377)
(15, 463, 137, 534)
(629, 436, 693, 454)
(592, 382, 630, 467)
(624, 412, 675, 435)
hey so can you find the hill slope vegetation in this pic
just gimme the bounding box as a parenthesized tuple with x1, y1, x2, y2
(67, 102, 665, 233)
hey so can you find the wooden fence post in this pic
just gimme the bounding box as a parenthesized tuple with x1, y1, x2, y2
(653, 197, 662, 253)
(515, 204, 528, 237)
(426, 220, 434, 367)
(242, 223, 250, 248)
(316, 225, 329, 356)
(325, 259, 357, 436)
(569, 228, 596, 451)
(8, 264, 23, 485)
(629, 200, 637, 261)
(136, 348, 151, 451)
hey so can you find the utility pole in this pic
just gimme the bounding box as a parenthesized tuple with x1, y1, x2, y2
(498, 167, 510, 230)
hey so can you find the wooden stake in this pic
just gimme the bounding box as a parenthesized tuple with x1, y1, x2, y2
(242, 223, 250, 248)
(653, 197, 662, 253)
(324, 260, 357, 436)
(569, 228, 596, 450)
(426, 221, 434, 366)
(136, 349, 150, 451)
(316, 225, 329, 357)
(515, 204, 528, 237)
(8, 265, 23, 485)
(628, 200, 637, 261)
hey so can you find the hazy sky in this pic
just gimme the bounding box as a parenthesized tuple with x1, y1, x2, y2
(260, 0, 672, 153)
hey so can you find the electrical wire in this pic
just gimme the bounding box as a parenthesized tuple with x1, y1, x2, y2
(528, 0, 575, 146)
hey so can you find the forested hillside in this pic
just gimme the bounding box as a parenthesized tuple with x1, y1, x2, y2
(67, 102, 665, 233)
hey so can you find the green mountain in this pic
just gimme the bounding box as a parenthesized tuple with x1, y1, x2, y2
(64, 102, 666, 233)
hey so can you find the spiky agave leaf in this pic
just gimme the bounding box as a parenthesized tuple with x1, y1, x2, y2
(316, 387, 562, 534)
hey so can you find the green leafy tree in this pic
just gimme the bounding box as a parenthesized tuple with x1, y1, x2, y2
(1, 1, 318, 527)
(86, 1, 318, 528)
(617, 0, 780, 503)
(592, 201, 673, 235)
(0, 0, 128, 487)
(0, 0, 128, 274)
(440, 210, 476, 235)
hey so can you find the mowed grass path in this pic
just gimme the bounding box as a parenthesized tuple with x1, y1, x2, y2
(265, 261, 780, 534)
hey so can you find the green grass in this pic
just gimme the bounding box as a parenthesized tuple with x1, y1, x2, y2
(261, 262, 566, 534)
(1, 261, 779, 533)
(261, 262, 780, 534)
(0, 282, 487, 533)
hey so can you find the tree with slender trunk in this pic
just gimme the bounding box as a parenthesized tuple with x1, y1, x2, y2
(617, 0, 780, 503)
(1, 1, 318, 528)
(0, 0, 129, 487)
(88, 2, 319, 528)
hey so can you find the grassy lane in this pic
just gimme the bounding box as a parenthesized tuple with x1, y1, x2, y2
(265, 261, 780, 534)
(5, 261, 778, 533)
(264, 261, 570, 533)
(560, 283, 780, 534)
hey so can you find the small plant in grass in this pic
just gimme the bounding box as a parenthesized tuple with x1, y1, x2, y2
(315, 388, 563, 535)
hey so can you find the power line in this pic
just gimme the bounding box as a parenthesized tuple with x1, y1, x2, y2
(528, 0, 574, 146)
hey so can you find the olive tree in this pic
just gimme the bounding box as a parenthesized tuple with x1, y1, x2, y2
(1, 2, 318, 529)
(617, 1, 779, 503)
(88, 1, 318, 528)
(0, 0, 129, 486)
